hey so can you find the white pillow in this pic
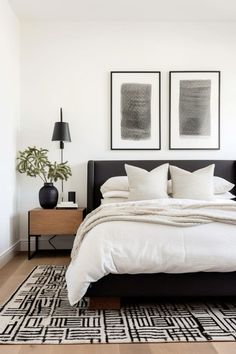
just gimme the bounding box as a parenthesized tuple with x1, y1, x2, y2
(102, 190, 129, 199)
(213, 192, 235, 200)
(101, 197, 128, 204)
(211, 176, 234, 194)
(168, 176, 234, 195)
(170, 164, 215, 200)
(125, 163, 169, 201)
(100, 176, 128, 195)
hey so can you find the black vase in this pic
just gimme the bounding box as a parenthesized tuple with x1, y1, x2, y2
(39, 183, 58, 209)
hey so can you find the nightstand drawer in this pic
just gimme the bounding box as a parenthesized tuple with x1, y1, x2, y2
(29, 209, 84, 235)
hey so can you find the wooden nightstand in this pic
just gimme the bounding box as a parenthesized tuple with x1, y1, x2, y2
(28, 208, 86, 259)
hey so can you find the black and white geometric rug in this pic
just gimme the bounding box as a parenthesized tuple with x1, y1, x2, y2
(1, 265, 236, 344)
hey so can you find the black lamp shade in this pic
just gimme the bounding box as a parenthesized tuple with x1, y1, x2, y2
(52, 122, 71, 142)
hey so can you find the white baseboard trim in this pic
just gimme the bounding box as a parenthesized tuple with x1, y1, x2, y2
(0, 238, 71, 268)
(0, 241, 20, 269)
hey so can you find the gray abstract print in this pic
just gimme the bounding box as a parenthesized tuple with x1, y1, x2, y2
(121, 83, 151, 140)
(179, 80, 211, 136)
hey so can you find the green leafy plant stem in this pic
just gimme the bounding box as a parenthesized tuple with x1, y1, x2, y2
(16, 147, 72, 183)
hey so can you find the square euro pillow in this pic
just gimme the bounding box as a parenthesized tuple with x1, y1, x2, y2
(125, 163, 169, 201)
(170, 164, 215, 200)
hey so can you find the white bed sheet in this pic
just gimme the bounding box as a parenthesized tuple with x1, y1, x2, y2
(66, 201, 236, 305)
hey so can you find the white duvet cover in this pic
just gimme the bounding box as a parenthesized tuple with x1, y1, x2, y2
(66, 199, 236, 305)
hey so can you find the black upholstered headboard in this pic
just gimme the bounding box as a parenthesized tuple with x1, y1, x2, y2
(87, 160, 236, 213)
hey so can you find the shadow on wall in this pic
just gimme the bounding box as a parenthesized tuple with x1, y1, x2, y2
(10, 214, 20, 246)
(66, 162, 87, 207)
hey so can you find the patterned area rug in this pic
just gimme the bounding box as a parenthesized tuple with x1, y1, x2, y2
(1, 265, 236, 344)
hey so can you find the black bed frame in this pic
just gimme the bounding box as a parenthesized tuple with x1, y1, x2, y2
(86, 160, 236, 298)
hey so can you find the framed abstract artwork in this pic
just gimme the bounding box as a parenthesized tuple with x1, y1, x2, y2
(169, 71, 220, 150)
(111, 71, 161, 150)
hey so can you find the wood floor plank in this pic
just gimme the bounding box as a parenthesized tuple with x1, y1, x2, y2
(0, 344, 114, 354)
(0, 275, 27, 304)
(0, 253, 235, 354)
(149, 342, 217, 354)
(212, 342, 236, 354)
(0, 346, 21, 354)
(52, 344, 120, 354)
(18, 345, 54, 354)
(119, 343, 152, 354)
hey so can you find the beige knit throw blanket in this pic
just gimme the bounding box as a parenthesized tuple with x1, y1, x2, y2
(71, 200, 236, 259)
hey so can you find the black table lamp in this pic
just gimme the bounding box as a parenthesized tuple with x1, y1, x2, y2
(52, 107, 71, 201)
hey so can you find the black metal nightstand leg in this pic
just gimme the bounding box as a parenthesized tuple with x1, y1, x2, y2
(36, 235, 39, 252)
(28, 233, 31, 260)
(28, 236, 39, 260)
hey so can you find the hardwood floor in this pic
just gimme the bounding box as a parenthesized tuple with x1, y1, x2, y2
(0, 252, 235, 354)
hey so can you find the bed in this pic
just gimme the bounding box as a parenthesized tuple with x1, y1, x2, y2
(66, 160, 236, 307)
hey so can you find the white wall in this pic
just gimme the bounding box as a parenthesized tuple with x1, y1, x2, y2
(0, 0, 20, 263)
(19, 22, 236, 248)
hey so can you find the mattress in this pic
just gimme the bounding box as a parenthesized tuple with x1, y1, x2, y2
(66, 199, 236, 305)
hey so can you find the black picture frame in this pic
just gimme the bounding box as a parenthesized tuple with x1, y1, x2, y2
(169, 71, 220, 150)
(111, 71, 161, 150)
